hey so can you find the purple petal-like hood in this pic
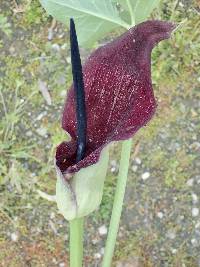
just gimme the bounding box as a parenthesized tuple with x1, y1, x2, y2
(56, 20, 175, 174)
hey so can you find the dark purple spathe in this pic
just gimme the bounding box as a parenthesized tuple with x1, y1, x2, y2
(56, 20, 175, 174)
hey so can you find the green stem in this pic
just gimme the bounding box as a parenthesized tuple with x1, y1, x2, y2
(70, 217, 84, 267)
(102, 139, 133, 267)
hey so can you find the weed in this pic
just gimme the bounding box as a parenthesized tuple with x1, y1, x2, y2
(21, 0, 48, 27)
(0, 14, 12, 37)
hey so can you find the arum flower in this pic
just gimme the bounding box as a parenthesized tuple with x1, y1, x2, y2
(55, 20, 174, 221)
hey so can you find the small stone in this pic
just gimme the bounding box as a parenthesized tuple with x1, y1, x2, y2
(100, 247, 105, 255)
(191, 142, 200, 150)
(66, 56, 71, 63)
(94, 253, 101, 259)
(64, 234, 68, 241)
(52, 43, 60, 52)
(191, 238, 198, 246)
(111, 166, 116, 173)
(171, 248, 177, 254)
(61, 44, 67, 50)
(195, 221, 200, 228)
(36, 127, 47, 137)
(36, 112, 46, 121)
(131, 165, 138, 172)
(50, 212, 55, 219)
(192, 208, 199, 217)
(60, 90, 66, 97)
(141, 172, 150, 180)
(48, 28, 54, 40)
(192, 193, 198, 204)
(26, 131, 32, 137)
(186, 178, 194, 187)
(52, 258, 57, 264)
(135, 157, 141, 165)
(59, 263, 65, 267)
(98, 225, 107, 236)
(11, 232, 18, 242)
(91, 238, 99, 245)
(110, 160, 118, 173)
(157, 212, 164, 219)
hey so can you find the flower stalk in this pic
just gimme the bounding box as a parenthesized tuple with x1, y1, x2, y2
(102, 139, 133, 267)
(70, 218, 84, 267)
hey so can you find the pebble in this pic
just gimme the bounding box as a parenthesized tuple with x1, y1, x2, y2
(48, 28, 54, 40)
(131, 165, 138, 172)
(135, 157, 141, 165)
(98, 225, 107, 236)
(141, 172, 150, 180)
(51, 43, 60, 52)
(50, 212, 55, 219)
(59, 263, 66, 267)
(157, 212, 164, 219)
(36, 111, 47, 121)
(192, 193, 198, 204)
(186, 178, 194, 187)
(110, 160, 118, 173)
(36, 127, 47, 137)
(66, 56, 71, 63)
(61, 44, 67, 50)
(94, 253, 101, 259)
(191, 238, 198, 246)
(91, 238, 99, 245)
(195, 221, 200, 228)
(171, 248, 177, 254)
(191, 142, 200, 149)
(11, 232, 18, 242)
(100, 247, 105, 255)
(60, 90, 66, 97)
(26, 130, 33, 137)
(52, 258, 57, 264)
(192, 208, 199, 217)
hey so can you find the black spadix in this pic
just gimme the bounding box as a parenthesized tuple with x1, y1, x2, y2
(70, 18, 87, 163)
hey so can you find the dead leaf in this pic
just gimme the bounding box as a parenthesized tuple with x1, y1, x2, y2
(38, 80, 52, 105)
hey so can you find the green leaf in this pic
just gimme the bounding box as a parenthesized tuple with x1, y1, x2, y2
(55, 145, 110, 221)
(40, 0, 130, 46)
(118, 0, 161, 26)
